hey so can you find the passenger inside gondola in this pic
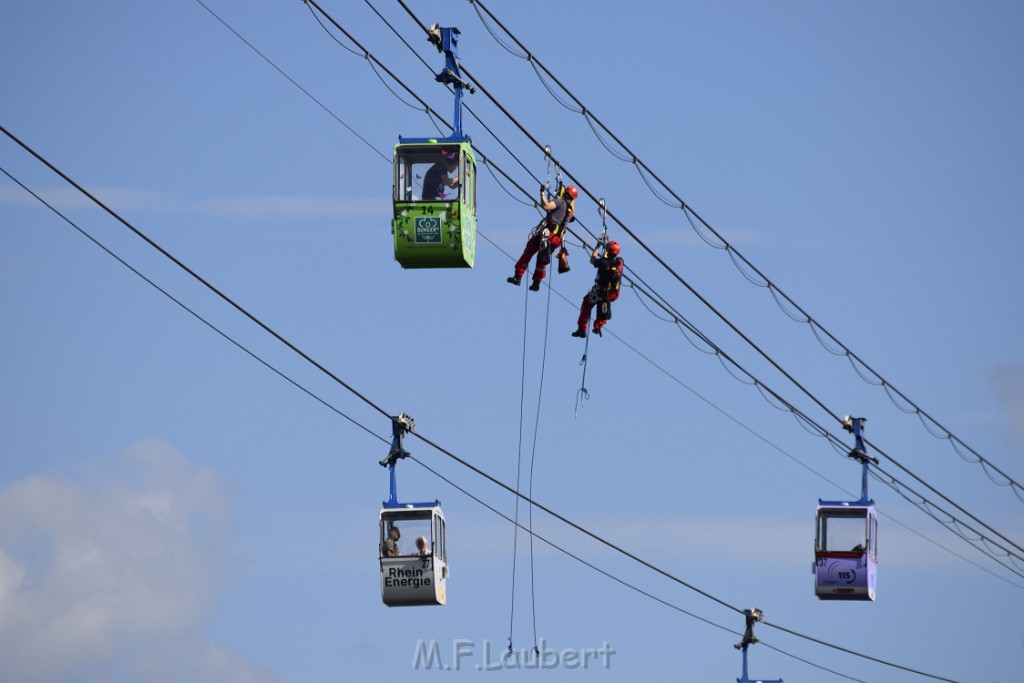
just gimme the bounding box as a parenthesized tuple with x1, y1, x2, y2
(421, 149, 460, 201)
(383, 525, 401, 557)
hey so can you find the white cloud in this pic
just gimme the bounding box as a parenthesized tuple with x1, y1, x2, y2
(194, 194, 388, 219)
(0, 183, 173, 211)
(0, 438, 280, 683)
(0, 182, 386, 220)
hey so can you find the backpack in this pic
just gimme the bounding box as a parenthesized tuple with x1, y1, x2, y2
(603, 257, 623, 301)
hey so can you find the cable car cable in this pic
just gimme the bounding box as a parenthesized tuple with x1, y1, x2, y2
(5, 4, 1009, 665)
(466, 0, 1024, 506)
(193, 0, 388, 163)
(31, 0, 1024, 592)
(4, 154, 876, 679)
(329, 0, 1023, 572)
(0, 149, 965, 682)
(30, 0, 1024, 576)
(381, 1, 1024, 561)
(190, 1, 1024, 577)
(0, 164, 388, 448)
(408, 454, 871, 683)
(388, 2, 868, 426)
(370, 0, 1024, 570)
(6, 141, 880, 677)
(0, 123, 392, 429)
(404, 431, 961, 682)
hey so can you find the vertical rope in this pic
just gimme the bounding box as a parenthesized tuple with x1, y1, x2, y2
(507, 282, 531, 652)
(525, 275, 554, 656)
(574, 333, 591, 418)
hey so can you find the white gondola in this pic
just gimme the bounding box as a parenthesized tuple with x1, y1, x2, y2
(377, 414, 448, 607)
(813, 416, 879, 601)
(814, 500, 877, 601)
(379, 503, 447, 607)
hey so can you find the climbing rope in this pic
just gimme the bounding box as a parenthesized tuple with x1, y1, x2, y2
(525, 277, 556, 656)
(574, 199, 608, 417)
(507, 279, 530, 653)
(574, 332, 591, 418)
(508, 249, 555, 656)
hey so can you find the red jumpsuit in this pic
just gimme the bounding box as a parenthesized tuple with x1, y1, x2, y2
(512, 197, 569, 285)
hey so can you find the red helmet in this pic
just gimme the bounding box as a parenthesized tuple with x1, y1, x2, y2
(564, 185, 579, 199)
(606, 241, 620, 256)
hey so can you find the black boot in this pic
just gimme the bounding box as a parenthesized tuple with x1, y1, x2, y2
(529, 280, 541, 291)
(507, 274, 521, 286)
(571, 328, 587, 338)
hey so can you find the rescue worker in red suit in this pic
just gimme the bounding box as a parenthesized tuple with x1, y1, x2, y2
(507, 184, 578, 291)
(572, 239, 623, 338)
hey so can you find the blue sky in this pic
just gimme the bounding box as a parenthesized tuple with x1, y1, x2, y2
(2, 1, 1022, 681)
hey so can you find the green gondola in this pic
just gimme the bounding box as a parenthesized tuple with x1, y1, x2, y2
(392, 139, 476, 268)
(392, 25, 477, 269)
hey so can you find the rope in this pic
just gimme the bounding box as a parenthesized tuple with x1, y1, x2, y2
(507, 279, 531, 652)
(573, 202, 606, 418)
(526, 276, 556, 656)
(575, 330, 592, 418)
(509, 260, 554, 656)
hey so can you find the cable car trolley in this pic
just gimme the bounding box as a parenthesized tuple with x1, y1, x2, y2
(378, 413, 448, 607)
(814, 416, 879, 601)
(734, 609, 783, 683)
(392, 25, 477, 268)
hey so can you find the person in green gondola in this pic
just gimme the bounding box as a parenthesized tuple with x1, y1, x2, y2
(421, 149, 460, 201)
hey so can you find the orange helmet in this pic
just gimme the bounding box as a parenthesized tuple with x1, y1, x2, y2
(564, 185, 579, 200)
(606, 241, 620, 256)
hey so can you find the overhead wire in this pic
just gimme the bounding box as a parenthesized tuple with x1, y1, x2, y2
(6, 131, 889, 678)
(1, 123, 390, 430)
(0, 158, 745, 669)
(188, 0, 1019, 589)
(381, 0, 1024, 566)
(228, 0, 1024, 589)
(465, 0, 1024, 506)
(14, 2, 1007, 679)
(184, 2, 1007, 671)
(409, 456, 872, 683)
(0, 165, 386, 447)
(192, 0, 388, 163)
(275, 0, 1024, 584)
(1, 6, 1008, 682)
(0, 128, 959, 683)
(0, 157, 876, 682)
